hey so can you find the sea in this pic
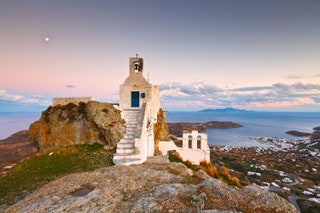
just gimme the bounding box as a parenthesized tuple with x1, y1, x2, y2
(0, 112, 42, 140)
(1, 111, 320, 147)
(166, 111, 320, 147)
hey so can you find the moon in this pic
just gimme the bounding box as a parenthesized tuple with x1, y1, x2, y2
(45, 37, 50, 42)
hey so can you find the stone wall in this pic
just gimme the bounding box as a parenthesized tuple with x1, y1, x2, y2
(52, 97, 94, 106)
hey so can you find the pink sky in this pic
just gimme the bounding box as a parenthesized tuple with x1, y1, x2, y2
(1, 0, 320, 112)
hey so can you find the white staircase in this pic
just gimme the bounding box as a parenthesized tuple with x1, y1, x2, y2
(113, 108, 144, 165)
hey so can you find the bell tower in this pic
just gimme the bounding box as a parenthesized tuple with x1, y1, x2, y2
(129, 54, 144, 75)
(120, 54, 159, 111)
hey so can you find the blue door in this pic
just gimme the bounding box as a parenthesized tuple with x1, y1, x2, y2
(131, 91, 140, 107)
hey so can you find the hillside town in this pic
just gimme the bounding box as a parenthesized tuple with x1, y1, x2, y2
(209, 135, 320, 211)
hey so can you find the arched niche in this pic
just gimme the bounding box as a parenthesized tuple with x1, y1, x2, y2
(197, 135, 202, 149)
(188, 135, 192, 149)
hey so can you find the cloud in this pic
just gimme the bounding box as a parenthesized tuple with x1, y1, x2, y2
(285, 75, 302, 79)
(159, 82, 320, 111)
(248, 97, 316, 108)
(231, 86, 271, 92)
(159, 82, 221, 97)
(66, 84, 76, 89)
(0, 90, 50, 106)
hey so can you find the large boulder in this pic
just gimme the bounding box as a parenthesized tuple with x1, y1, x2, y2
(29, 101, 125, 151)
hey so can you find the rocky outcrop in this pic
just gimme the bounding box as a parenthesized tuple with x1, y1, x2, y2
(285, 130, 311, 137)
(154, 108, 170, 155)
(311, 126, 320, 141)
(286, 126, 320, 141)
(5, 157, 298, 213)
(29, 101, 125, 151)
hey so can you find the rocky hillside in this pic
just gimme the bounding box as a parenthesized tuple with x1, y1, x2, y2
(29, 101, 125, 151)
(0, 130, 37, 169)
(5, 157, 298, 213)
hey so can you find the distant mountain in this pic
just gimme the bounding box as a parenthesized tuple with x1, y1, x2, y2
(199, 107, 253, 113)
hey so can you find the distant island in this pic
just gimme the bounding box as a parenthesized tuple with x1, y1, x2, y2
(199, 107, 253, 113)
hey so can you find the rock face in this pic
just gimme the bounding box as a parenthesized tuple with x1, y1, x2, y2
(6, 157, 298, 213)
(29, 101, 125, 151)
(154, 108, 171, 155)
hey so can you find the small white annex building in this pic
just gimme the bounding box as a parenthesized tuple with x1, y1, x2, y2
(159, 130, 210, 165)
(113, 55, 160, 165)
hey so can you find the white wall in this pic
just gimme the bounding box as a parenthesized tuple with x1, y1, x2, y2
(159, 140, 210, 165)
(52, 97, 94, 106)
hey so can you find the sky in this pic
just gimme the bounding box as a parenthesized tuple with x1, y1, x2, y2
(1, 0, 320, 112)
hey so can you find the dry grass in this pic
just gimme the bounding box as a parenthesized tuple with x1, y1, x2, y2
(197, 160, 241, 187)
(168, 153, 242, 187)
(220, 166, 231, 179)
(231, 177, 241, 187)
(185, 160, 193, 168)
(197, 159, 218, 178)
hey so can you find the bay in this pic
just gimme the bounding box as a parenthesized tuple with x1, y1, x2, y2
(166, 111, 320, 147)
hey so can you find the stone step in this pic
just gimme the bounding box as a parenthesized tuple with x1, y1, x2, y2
(116, 148, 135, 154)
(114, 108, 144, 165)
(124, 117, 140, 120)
(125, 123, 138, 126)
(126, 129, 137, 133)
(125, 119, 139, 123)
(122, 110, 141, 113)
(122, 114, 140, 118)
(126, 130, 137, 134)
(125, 130, 136, 134)
(123, 114, 139, 117)
(126, 121, 139, 124)
(125, 112, 140, 115)
(120, 137, 135, 142)
(113, 154, 142, 165)
(125, 125, 138, 130)
(126, 125, 137, 129)
(113, 158, 143, 165)
(113, 153, 141, 159)
(123, 111, 140, 115)
(125, 116, 140, 118)
(124, 133, 135, 138)
(117, 142, 135, 149)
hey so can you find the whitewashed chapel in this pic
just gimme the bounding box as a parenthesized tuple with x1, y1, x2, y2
(113, 55, 210, 165)
(113, 55, 160, 165)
